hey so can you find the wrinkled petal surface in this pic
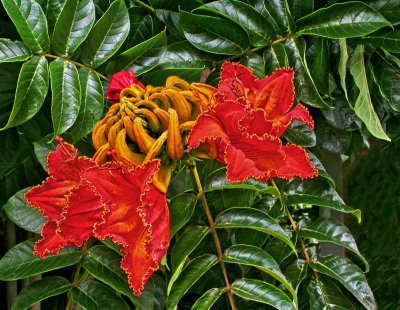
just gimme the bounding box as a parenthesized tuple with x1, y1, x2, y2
(106, 71, 146, 104)
(83, 160, 169, 296)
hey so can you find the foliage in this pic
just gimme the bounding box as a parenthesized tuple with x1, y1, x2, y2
(1, 0, 399, 309)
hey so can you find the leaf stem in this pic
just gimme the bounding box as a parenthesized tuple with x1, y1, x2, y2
(218, 36, 289, 65)
(66, 241, 88, 310)
(187, 160, 236, 310)
(42, 54, 110, 82)
(131, 0, 156, 14)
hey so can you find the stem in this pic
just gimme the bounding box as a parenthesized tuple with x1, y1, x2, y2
(132, 0, 155, 14)
(66, 242, 88, 310)
(42, 54, 110, 82)
(218, 36, 289, 65)
(187, 161, 236, 310)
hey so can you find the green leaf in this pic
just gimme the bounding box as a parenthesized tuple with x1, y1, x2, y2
(192, 288, 226, 310)
(46, 0, 66, 32)
(52, 0, 95, 57)
(373, 54, 400, 112)
(246, 53, 265, 79)
(0, 55, 49, 130)
(2, 0, 50, 53)
(169, 193, 197, 237)
(231, 278, 295, 310)
(223, 244, 296, 303)
(306, 37, 329, 95)
(322, 94, 361, 131)
(81, 245, 137, 304)
(263, 0, 294, 36)
(263, 43, 288, 75)
(283, 193, 361, 222)
(179, 11, 250, 55)
(166, 254, 218, 310)
(309, 256, 375, 310)
(308, 275, 356, 310)
(315, 117, 351, 154)
(168, 225, 209, 294)
(289, 0, 313, 18)
(71, 280, 130, 310)
(140, 68, 204, 86)
(71, 68, 104, 141)
(0, 239, 82, 280)
(296, 2, 391, 39)
(359, 28, 400, 53)
(214, 208, 295, 253)
(159, 41, 209, 69)
(196, 0, 274, 46)
(285, 37, 329, 108)
(80, 0, 129, 68)
(284, 260, 307, 292)
(50, 58, 80, 137)
(282, 120, 316, 147)
(12, 276, 70, 310)
(349, 44, 390, 141)
(106, 30, 166, 75)
(3, 187, 45, 234)
(0, 39, 31, 63)
(366, 0, 400, 26)
(265, 238, 294, 265)
(298, 218, 369, 271)
(156, 10, 183, 37)
(338, 39, 349, 101)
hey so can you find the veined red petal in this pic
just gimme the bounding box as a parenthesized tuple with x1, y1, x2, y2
(82, 160, 169, 297)
(106, 71, 146, 104)
(33, 221, 72, 258)
(275, 103, 314, 137)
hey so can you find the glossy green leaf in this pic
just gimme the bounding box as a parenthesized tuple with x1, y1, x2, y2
(246, 53, 265, 79)
(214, 208, 295, 252)
(284, 260, 307, 292)
(52, 0, 95, 57)
(179, 11, 250, 55)
(263, 0, 294, 35)
(349, 45, 390, 141)
(322, 94, 361, 131)
(106, 30, 166, 74)
(81, 245, 137, 304)
(0, 39, 31, 63)
(282, 120, 316, 147)
(308, 275, 356, 310)
(192, 288, 226, 310)
(12, 276, 70, 310)
(159, 41, 209, 69)
(71, 68, 104, 141)
(126, 10, 161, 47)
(283, 193, 360, 222)
(166, 254, 218, 310)
(297, 2, 391, 38)
(309, 256, 375, 310)
(223, 244, 296, 302)
(298, 218, 369, 271)
(0, 55, 48, 130)
(359, 28, 400, 53)
(306, 37, 329, 95)
(50, 58, 80, 137)
(373, 54, 400, 112)
(265, 238, 294, 265)
(169, 193, 197, 237)
(46, 0, 66, 32)
(196, 0, 274, 46)
(156, 10, 183, 37)
(315, 117, 351, 154)
(0, 239, 82, 280)
(3, 187, 45, 234)
(81, 0, 129, 68)
(168, 225, 209, 294)
(2, 0, 50, 53)
(231, 278, 295, 310)
(338, 39, 349, 101)
(71, 280, 130, 310)
(263, 43, 288, 75)
(289, 0, 313, 18)
(285, 38, 329, 108)
(366, 0, 400, 25)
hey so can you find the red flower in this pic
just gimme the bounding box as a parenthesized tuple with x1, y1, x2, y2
(187, 62, 318, 183)
(106, 71, 146, 104)
(25, 140, 169, 296)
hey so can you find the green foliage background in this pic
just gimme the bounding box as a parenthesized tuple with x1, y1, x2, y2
(0, 0, 399, 309)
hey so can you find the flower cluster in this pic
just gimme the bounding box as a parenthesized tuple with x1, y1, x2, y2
(188, 62, 318, 183)
(24, 64, 318, 297)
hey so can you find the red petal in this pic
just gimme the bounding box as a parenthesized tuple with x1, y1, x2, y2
(238, 108, 274, 137)
(58, 183, 106, 246)
(33, 221, 71, 258)
(272, 144, 319, 180)
(106, 71, 146, 104)
(254, 68, 295, 119)
(83, 161, 169, 296)
(275, 104, 314, 136)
